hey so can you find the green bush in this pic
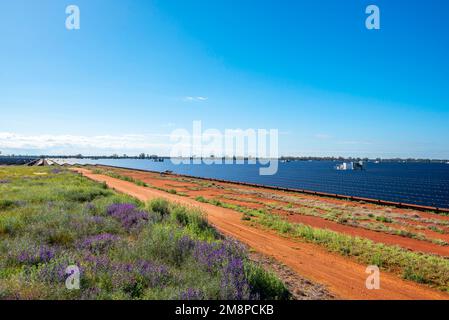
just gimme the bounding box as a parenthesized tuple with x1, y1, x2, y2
(195, 196, 207, 203)
(376, 216, 393, 223)
(244, 262, 291, 300)
(61, 188, 111, 202)
(148, 198, 170, 217)
(0, 200, 17, 211)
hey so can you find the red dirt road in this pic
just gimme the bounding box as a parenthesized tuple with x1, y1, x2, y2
(73, 168, 449, 300)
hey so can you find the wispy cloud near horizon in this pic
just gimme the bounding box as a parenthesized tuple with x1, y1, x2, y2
(183, 96, 208, 102)
(0, 132, 173, 156)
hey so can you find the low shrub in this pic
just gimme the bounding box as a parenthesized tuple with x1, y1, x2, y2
(0, 200, 17, 211)
(148, 198, 170, 217)
(61, 188, 111, 202)
(376, 216, 393, 223)
(244, 262, 291, 300)
(195, 196, 207, 203)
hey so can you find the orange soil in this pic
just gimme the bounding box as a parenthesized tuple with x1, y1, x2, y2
(72, 168, 449, 300)
(109, 168, 449, 257)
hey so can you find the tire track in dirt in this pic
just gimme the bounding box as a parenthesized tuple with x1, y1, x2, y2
(73, 168, 449, 300)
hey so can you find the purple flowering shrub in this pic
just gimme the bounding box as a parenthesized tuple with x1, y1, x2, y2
(220, 258, 251, 300)
(106, 203, 151, 232)
(77, 233, 120, 255)
(107, 203, 136, 217)
(109, 260, 172, 298)
(38, 259, 73, 283)
(193, 239, 246, 274)
(62, 210, 123, 243)
(191, 239, 253, 299)
(174, 235, 196, 264)
(8, 244, 56, 266)
(83, 253, 111, 272)
(179, 288, 205, 300)
(73, 253, 173, 299)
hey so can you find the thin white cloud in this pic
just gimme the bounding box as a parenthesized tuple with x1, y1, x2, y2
(0, 132, 173, 154)
(183, 96, 208, 102)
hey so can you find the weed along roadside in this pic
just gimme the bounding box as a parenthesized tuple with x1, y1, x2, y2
(72, 167, 449, 300)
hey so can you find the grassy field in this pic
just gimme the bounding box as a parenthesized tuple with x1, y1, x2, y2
(0, 166, 289, 300)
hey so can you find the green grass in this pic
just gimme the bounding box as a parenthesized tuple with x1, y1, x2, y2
(376, 216, 393, 223)
(0, 167, 289, 300)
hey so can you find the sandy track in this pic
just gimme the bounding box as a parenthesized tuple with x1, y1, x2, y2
(73, 168, 449, 300)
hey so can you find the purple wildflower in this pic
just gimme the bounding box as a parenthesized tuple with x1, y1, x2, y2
(0, 179, 10, 184)
(179, 288, 205, 300)
(110, 260, 171, 294)
(121, 210, 149, 231)
(106, 203, 149, 232)
(15, 245, 56, 265)
(90, 215, 104, 224)
(39, 246, 56, 262)
(220, 258, 251, 300)
(193, 239, 245, 273)
(135, 260, 171, 287)
(78, 233, 120, 254)
(221, 239, 247, 260)
(83, 253, 111, 272)
(39, 262, 72, 283)
(174, 235, 195, 264)
(85, 203, 96, 212)
(107, 203, 136, 218)
(192, 239, 252, 299)
(193, 241, 227, 273)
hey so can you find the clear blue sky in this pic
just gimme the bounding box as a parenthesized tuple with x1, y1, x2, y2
(0, 0, 448, 158)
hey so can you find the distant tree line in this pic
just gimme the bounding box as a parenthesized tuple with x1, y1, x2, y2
(0, 152, 448, 163)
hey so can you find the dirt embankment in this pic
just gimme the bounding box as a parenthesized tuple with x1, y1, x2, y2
(72, 168, 449, 300)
